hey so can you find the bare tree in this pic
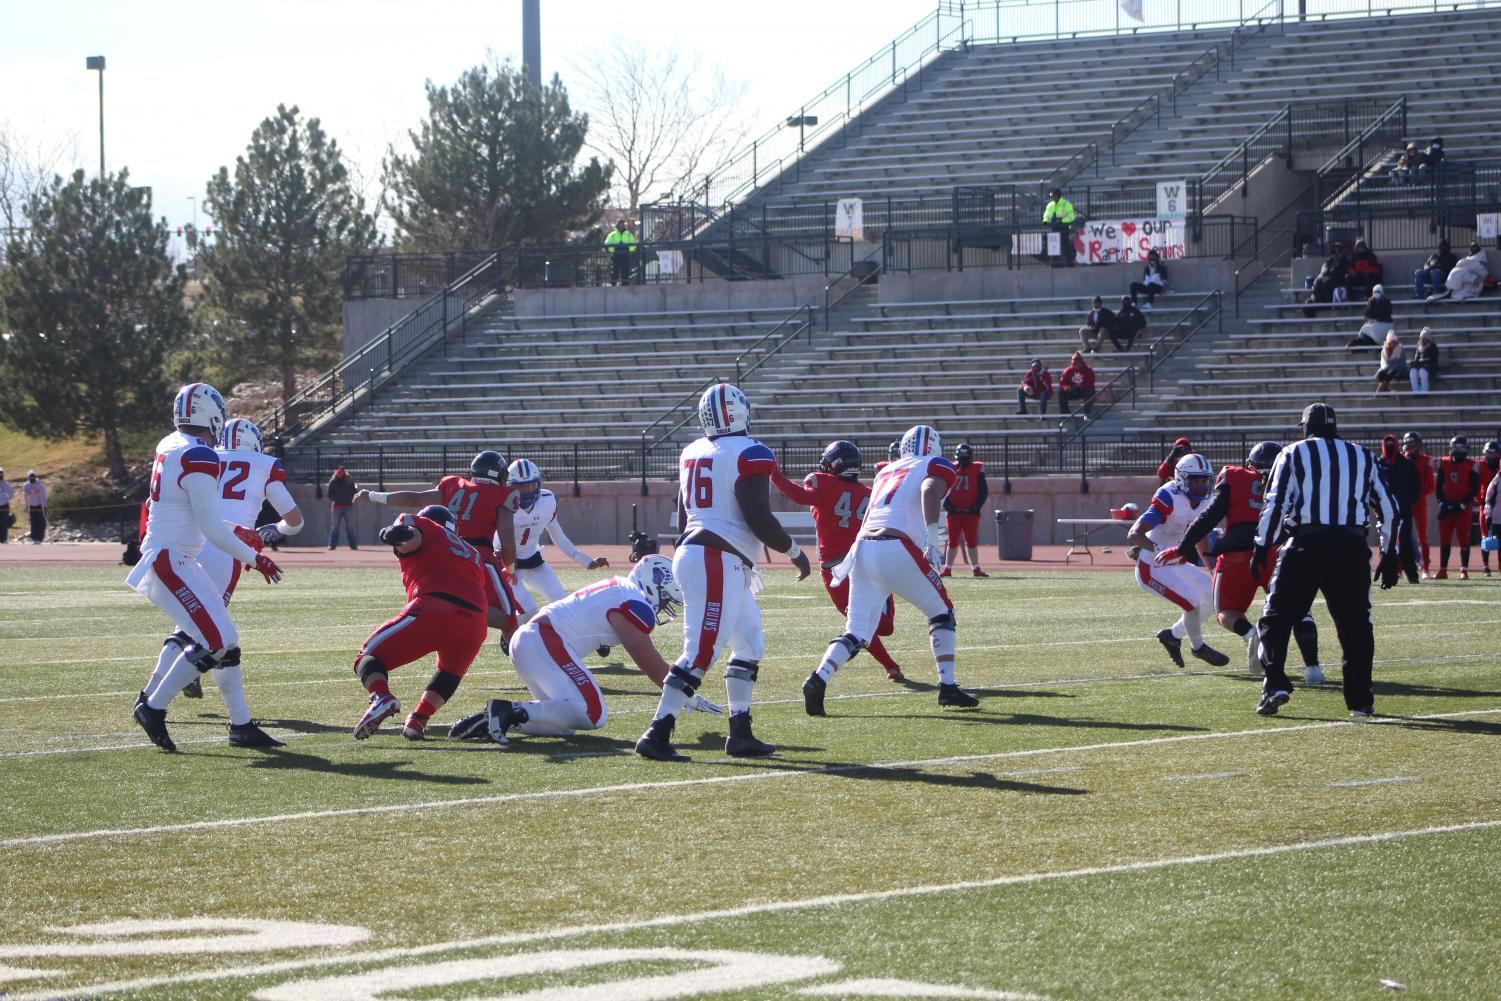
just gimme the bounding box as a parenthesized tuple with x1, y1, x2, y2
(570, 42, 754, 215)
(0, 122, 76, 238)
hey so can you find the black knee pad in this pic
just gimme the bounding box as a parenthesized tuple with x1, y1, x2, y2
(667, 664, 701, 697)
(219, 646, 241, 669)
(725, 658, 760, 683)
(426, 669, 462, 701)
(355, 655, 388, 689)
(928, 610, 957, 634)
(1293, 617, 1318, 640)
(833, 633, 866, 658)
(164, 630, 190, 650)
(183, 644, 221, 673)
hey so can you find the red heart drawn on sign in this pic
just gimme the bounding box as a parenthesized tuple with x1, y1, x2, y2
(1121, 222, 1137, 238)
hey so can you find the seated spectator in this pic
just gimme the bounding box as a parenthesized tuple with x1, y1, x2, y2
(1016, 358, 1052, 415)
(1347, 240, 1383, 297)
(1390, 142, 1423, 186)
(1346, 284, 1393, 348)
(1304, 243, 1351, 316)
(1157, 437, 1192, 482)
(1418, 136, 1444, 179)
(1374, 329, 1407, 394)
(1413, 239, 1456, 299)
(1058, 351, 1096, 416)
(1409, 327, 1439, 394)
(1078, 295, 1116, 353)
(1113, 295, 1147, 351)
(1434, 243, 1489, 302)
(1129, 249, 1169, 308)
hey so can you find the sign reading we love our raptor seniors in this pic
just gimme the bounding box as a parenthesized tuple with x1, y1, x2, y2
(1073, 217, 1186, 265)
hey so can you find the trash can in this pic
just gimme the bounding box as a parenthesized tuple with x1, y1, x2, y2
(994, 509, 1034, 561)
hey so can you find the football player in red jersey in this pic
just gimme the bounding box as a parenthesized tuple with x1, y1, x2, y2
(357, 449, 523, 640)
(1435, 436, 1480, 580)
(1163, 441, 1322, 682)
(1476, 440, 1498, 577)
(941, 442, 989, 577)
(1403, 432, 1436, 577)
(872, 440, 899, 475)
(772, 440, 905, 682)
(352, 505, 490, 740)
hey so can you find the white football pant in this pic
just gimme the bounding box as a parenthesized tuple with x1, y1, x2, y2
(517, 561, 568, 615)
(133, 548, 239, 652)
(845, 537, 952, 642)
(1134, 556, 1211, 647)
(673, 543, 765, 671)
(508, 618, 607, 735)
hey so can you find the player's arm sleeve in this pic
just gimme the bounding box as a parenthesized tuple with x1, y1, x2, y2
(771, 469, 817, 505)
(264, 480, 304, 534)
(543, 515, 591, 567)
(181, 472, 258, 564)
(974, 470, 989, 510)
(1179, 477, 1230, 552)
(1255, 451, 1294, 548)
(1139, 487, 1172, 531)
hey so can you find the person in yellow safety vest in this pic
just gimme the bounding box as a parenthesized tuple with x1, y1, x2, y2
(605, 219, 638, 285)
(1042, 187, 1078, 266)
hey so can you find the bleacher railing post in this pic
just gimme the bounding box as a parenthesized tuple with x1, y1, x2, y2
(1003, 436, 1011, 494)
(378, 446, 386, 491)
(573, 443, 581, 498)
(1080, 434, 1089, 494)
(639, 435, 649, 498)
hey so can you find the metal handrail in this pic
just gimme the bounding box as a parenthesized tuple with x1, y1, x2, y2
(1143, 290, 1223, 391)
(263, 253, 504, 441)
(1056, 365, 1138, 447)
(734, 305, 816, 384)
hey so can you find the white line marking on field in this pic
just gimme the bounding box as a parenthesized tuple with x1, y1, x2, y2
(1160, 771, 1245, 783)
(15, 817, 1501, 1001)
(4, 707, 1497, 849)
(0, 731, 322, 760)
(1329, 776, 1422, 788)
(797, 978, 1048, 999)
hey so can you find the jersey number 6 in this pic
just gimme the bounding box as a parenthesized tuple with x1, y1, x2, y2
(684, 458, 714, 509)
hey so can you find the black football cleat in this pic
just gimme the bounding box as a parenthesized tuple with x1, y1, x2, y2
(1190, 643, 1231, 667)
(1156, 628, 1185, 668)
(596, 645, 613, 659)
(229, 722, 284, 748)
(133, 699, 177, 753)
(181, 676, 204, 699)
(938, 683, 980, 708)
(725, 712, 775, 757)
(635, 715, 690, 762)
(1256, 690, 1291, 716)
(802, 672, 828, 716)
(485, 699, 525, 745)
(448, 711, 489, 740)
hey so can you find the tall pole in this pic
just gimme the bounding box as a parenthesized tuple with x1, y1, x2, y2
(86, 56, 106, 178)
(522, 0, 541, 89)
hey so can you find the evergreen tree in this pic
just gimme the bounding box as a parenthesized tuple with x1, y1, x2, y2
(384, 58, 611, 251)
(0, 169, 188, 481)
(200, 104, 378, 402)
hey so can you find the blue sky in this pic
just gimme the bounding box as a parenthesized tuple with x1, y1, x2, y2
(2, 0, 934, 237)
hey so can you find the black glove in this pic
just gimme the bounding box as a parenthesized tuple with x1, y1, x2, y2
(942, 499, 955, 514)
(1250, 545, 1269, 582)
(1376, 551, 1400, 590)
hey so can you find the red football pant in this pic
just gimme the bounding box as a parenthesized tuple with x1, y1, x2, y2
(822, 566, 900, 672)
(357, 596, 487, 678)
(479, 550, 522, 633)
(1212, 549, 1275, 615)
(946, 513, 979, 549)
(1413, 499, 1430, 570)
(1439, 509, 1472, 547)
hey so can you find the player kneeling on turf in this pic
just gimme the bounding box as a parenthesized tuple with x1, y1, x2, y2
(804, 424, 980, 714)
(352, 506, 488, 740)
(450, 555, 721, 744)
(1126, 453, 1232, 669)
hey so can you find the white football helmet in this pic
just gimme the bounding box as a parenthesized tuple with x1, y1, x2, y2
(899, 424, 942, 459)
(506, 458, 542, 509)
(698, 383, 750, 437)
(221, 417, 263, 453)
(627, 554, 683, 624)
(173, 383, 227, 444)
(1174, 452, 1214, 503)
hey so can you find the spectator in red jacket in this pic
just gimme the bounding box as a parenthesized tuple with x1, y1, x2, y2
(1157, 437, 1192, 482)
(1058, 351, 1096, 416)
(1017, 358, 1052, 415)
(1347, 240, 1384, 297)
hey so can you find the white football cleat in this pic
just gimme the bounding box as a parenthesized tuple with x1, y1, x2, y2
(1304, 664, 1325, 686)
(1245, 625, 1263, 677)
(354, 692, 400, 740)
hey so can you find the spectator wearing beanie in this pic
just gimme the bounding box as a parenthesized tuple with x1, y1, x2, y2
(1409, 328, 1440, 393)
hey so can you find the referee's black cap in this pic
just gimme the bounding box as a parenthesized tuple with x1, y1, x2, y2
(1300, 402, 1337, 438)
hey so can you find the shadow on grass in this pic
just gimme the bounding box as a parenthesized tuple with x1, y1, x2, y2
(712, 755, 1086, 795)
(241, 747, 490, 784)
(1371, 679, 1501, 699)
(852, 711, 1205, 734)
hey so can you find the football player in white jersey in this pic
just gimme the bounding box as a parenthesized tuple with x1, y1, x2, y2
(635, 383, 812, 762)
(165, 418, 305, 706)
(504, 458, 609, 621)
(448, 555, 721, 743)
(127, 384, 285, 752)
(1126, 452, 1232, 669)
(803, 425, 980, 714)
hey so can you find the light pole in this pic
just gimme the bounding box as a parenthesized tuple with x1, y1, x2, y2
(85, 55, 105, 178)
(187, 196, 196, 228)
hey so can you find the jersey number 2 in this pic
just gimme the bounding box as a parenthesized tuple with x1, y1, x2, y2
(684, 458, 714, 509)
(221, 461, 250, 500)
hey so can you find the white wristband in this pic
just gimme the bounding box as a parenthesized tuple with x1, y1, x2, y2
(367, 491, 389, 505)
(925, 523, 942, 550)
(275, 518, 302, 537)
(785, 538, 803, 560)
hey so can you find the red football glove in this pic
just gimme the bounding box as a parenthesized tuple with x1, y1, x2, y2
(253, 553, 283, 584)
(233, 524, 265, 555)
(1153, 545, 1189, 566)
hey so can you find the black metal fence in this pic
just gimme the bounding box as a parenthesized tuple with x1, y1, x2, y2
(344, 251, 496, 300)
(515, 238, 855, 288)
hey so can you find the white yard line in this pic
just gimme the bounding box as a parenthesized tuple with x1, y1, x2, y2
(1329, 776, 1422, 788)
(4, 707, 1497, 849)
(13, 816, 1501, 1001)
(1160, 771, 1246, 783)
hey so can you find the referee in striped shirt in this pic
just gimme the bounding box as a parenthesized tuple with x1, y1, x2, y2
(1252, 403, 1400, 718)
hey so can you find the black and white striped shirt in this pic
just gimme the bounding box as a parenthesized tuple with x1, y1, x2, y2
(1255, 436, 1397, 551)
